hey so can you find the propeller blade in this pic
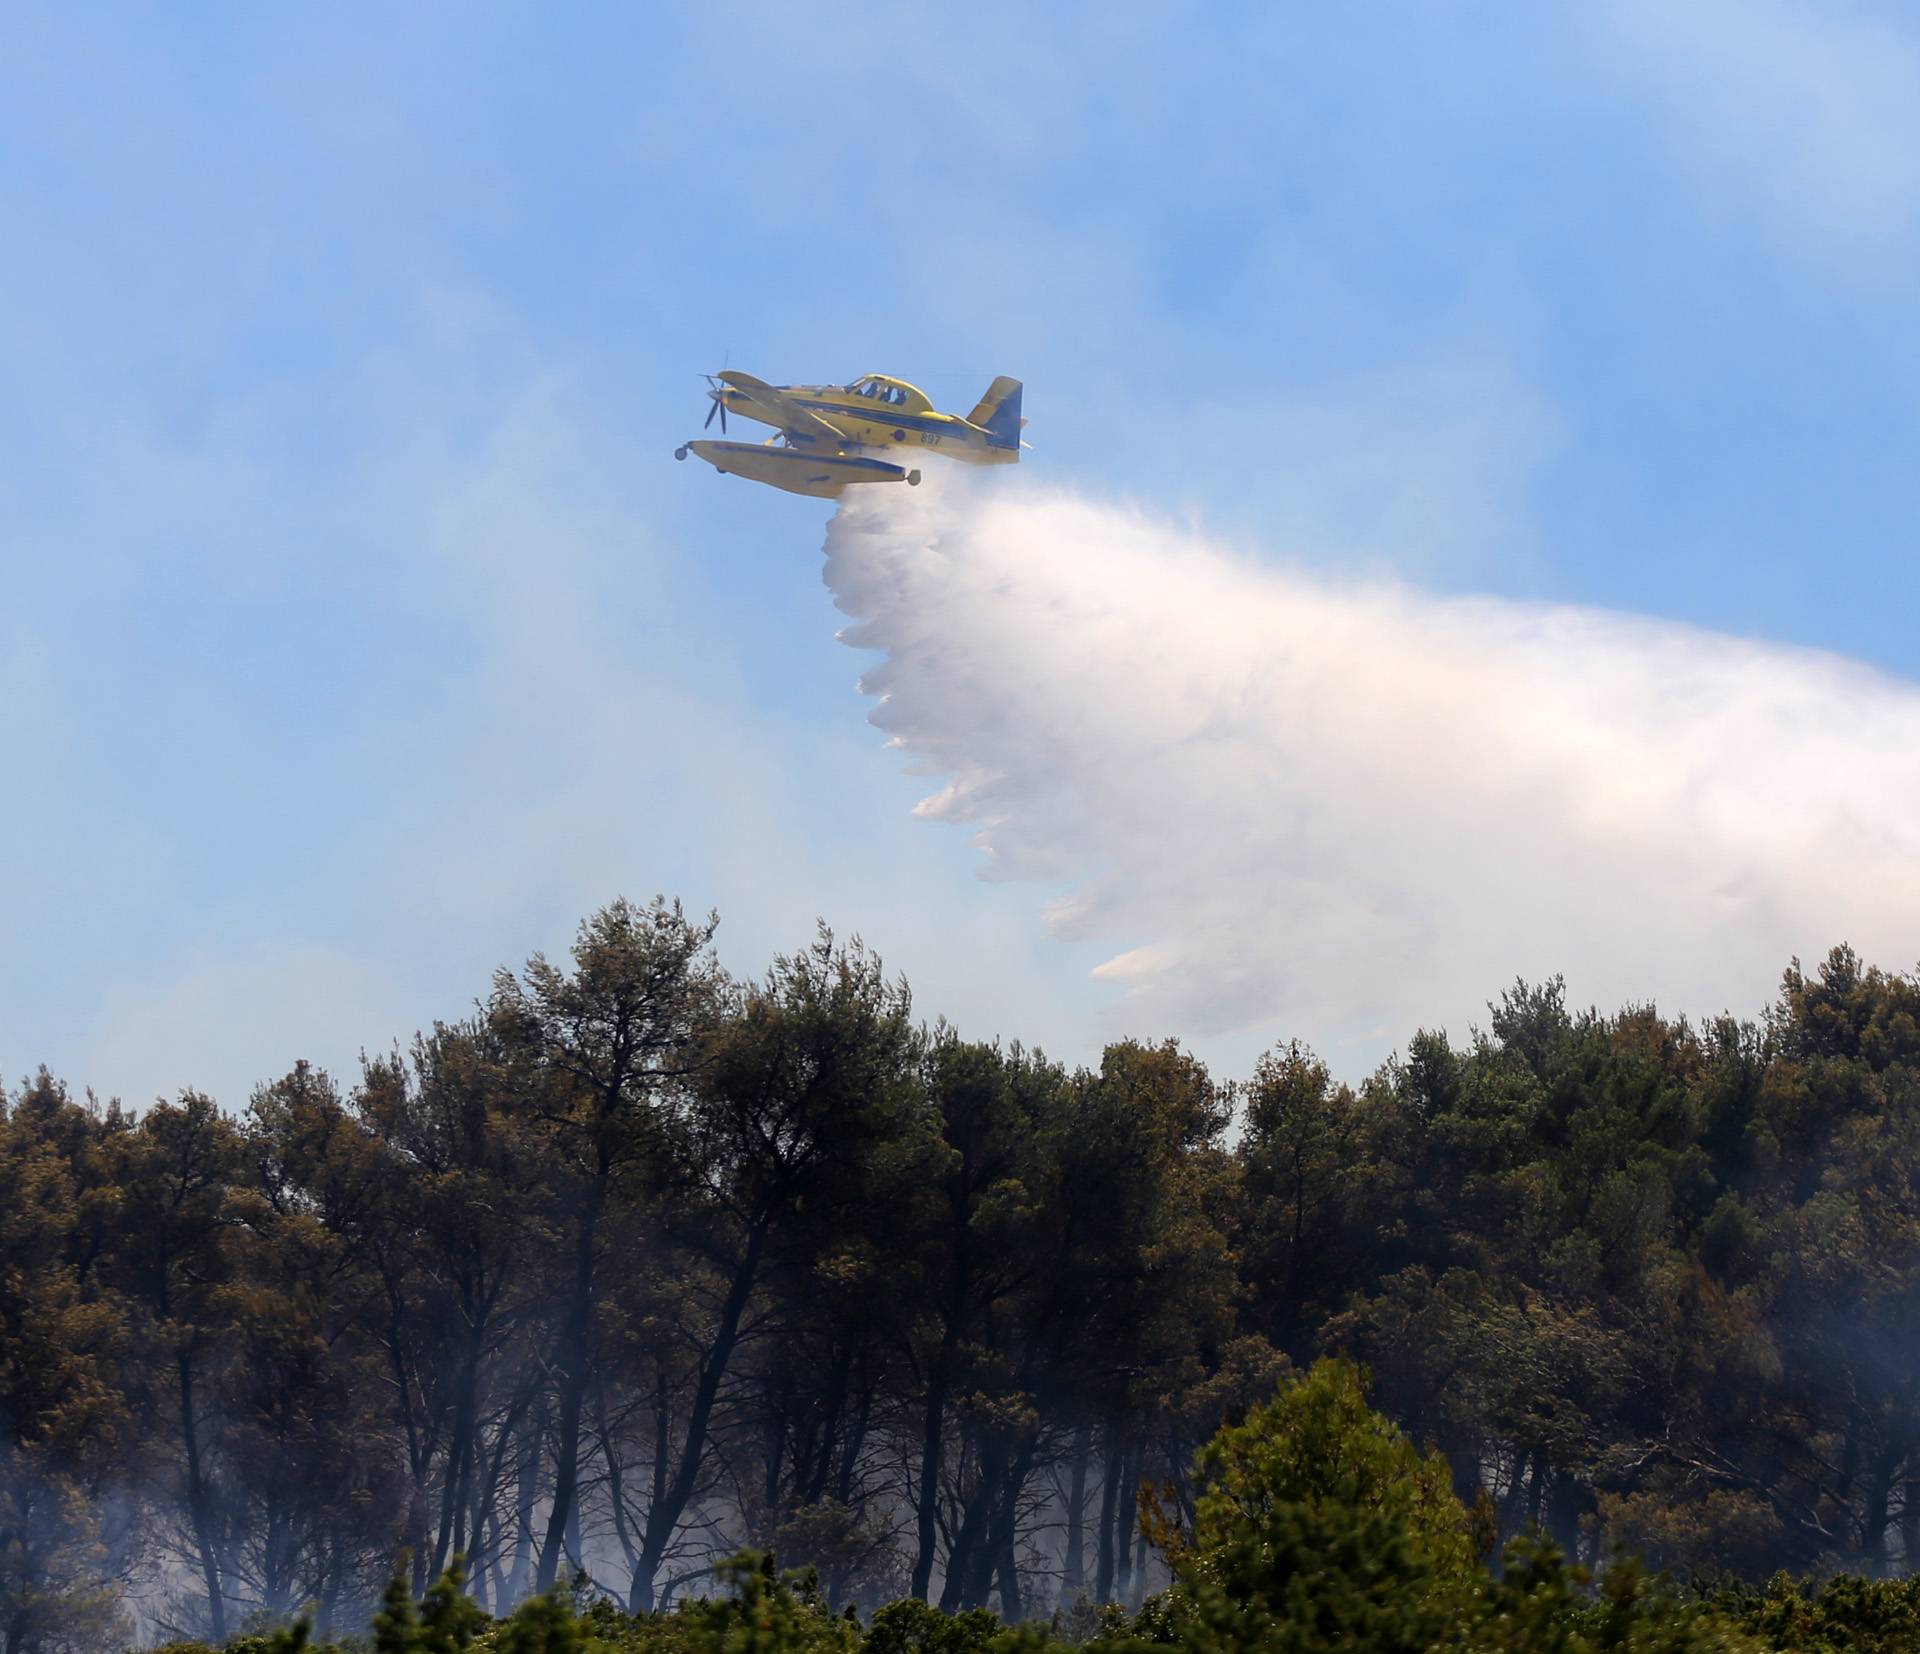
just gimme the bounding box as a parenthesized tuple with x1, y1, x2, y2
(700, 370, 729, 431)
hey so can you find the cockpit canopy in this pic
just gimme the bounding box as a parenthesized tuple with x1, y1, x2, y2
(847, 375, 928, 412)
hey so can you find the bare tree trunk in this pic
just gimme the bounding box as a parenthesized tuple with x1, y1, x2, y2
(1064, 1424, 1090, 1596)
(316, 1554, 342, 1643)
(1902, 1468, 1919, 1572)
(1113, 1445, 1139, 1603)
(623, 1370, 673, 1614)
(537, 1185, 604, 1593)
(505, 1396, 544, 1605)
(377, 1274, 434, 1599)
(1546, 1462, 1584, 1557)
(600, 1380, 643, 1595)
(1864, 1449, 1896, 1575)
(565, 1479, 582, 1577)
(1497, 1444, 1529, 1541)
(629, 1223, 768, 1612)
(1128, 1471, 1152, 1610)
(471, 1385, 532, 1611)
(434, 1325, 485, 1582)
(836, 1381, 873, 1507)
(1094, 1436, 1122, 1602)
(996, 1531, 1023, 1623)
(942, 1432, 1004, 1611)
(178, 1351, 226, 1643)
(948, 1497, 994, 1610)
(987, 1433, 1040, 1619)
(910, 1338, 955, 1601)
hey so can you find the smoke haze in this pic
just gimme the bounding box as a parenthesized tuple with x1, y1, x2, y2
(824, 471, 1920, 1054)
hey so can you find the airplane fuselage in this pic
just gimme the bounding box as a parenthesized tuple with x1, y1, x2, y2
(715, 384, 1020, 465)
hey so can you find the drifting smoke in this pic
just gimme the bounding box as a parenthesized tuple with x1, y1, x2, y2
(823, 471, 1920, 1053)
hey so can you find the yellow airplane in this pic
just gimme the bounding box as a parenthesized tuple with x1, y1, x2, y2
(674, 371, 1025, 499)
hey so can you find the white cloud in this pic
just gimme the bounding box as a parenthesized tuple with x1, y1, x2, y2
(824, 469, 1920, 1065)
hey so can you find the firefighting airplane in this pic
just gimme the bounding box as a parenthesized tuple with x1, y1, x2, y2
(673, 371, 1026, 499)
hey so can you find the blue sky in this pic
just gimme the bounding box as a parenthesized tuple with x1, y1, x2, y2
(7, 2, 1920, 1105)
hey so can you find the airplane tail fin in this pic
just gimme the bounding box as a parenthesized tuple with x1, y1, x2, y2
(967, 376, 1024, 450)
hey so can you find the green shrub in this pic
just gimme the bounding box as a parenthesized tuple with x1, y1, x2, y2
(861, 1599, 1000, 1654)
(1729, 1571, 1920, 1654)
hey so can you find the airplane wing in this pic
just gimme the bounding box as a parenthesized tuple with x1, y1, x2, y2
(717, 371, 849, 447)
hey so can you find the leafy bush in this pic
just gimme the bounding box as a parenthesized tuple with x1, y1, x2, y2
(1727, 1571, 1920, 1654)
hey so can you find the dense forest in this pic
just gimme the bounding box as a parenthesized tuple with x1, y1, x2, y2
(4, 897, 1918, 1651)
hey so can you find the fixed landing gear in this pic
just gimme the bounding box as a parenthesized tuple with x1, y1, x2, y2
(674, 445, 689, 460)
(907, 470, 922, 486)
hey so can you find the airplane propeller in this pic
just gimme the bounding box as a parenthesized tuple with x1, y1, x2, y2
(702, 373, 728, 434)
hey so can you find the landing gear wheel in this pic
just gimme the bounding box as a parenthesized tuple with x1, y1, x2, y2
(674, 446, 689, 461)
(907, 470, 922, 486)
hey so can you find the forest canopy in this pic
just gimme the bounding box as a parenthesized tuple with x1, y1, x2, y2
(3, 897, 1917, 1649)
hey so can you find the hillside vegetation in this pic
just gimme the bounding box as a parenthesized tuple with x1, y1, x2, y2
(3, 899, 1917, 1648)
(140, 1367, 1920, 1654)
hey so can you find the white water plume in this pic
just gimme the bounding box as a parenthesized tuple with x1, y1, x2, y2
(823, 471, 1920, 1051)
